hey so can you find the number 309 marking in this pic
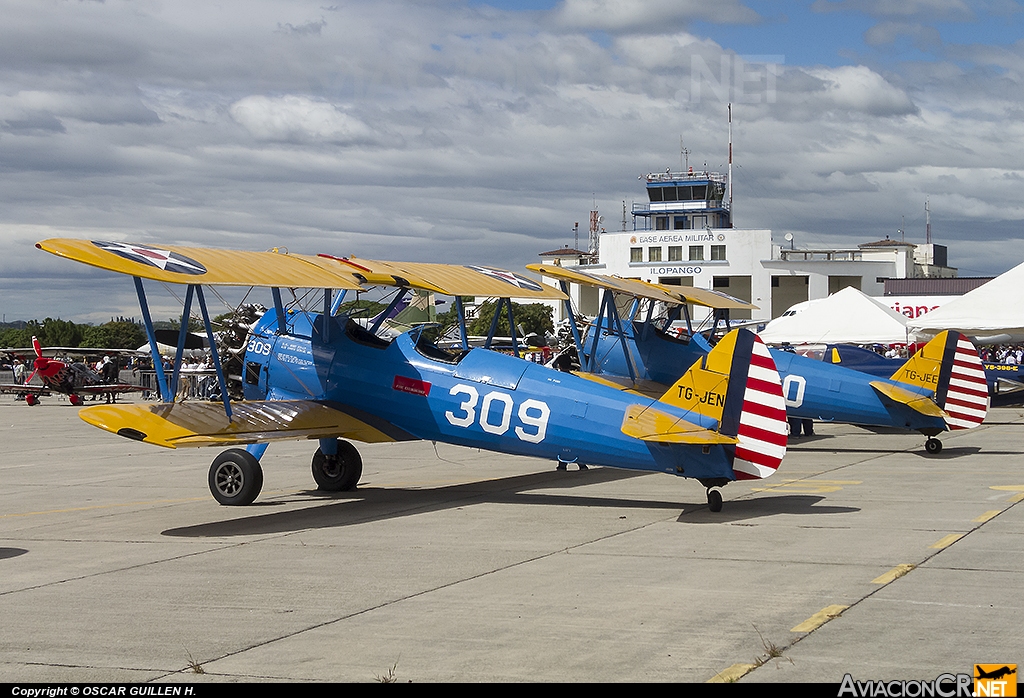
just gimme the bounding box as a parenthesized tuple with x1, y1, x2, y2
(444, 384, 550, 443)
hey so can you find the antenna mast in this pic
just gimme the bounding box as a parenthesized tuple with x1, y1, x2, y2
(925, 198, 931, 244)
(728, 103, 734, 228)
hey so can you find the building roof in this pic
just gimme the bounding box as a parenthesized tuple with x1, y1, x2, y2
(538, 246, 590, 257)
(884, 277, 993, 296)
(858, 238, 916, 248)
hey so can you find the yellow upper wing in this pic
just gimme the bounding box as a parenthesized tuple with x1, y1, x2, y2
(37, 238, 366, 289)
(37, 239, 565, 300)
(343, 256, 567, 300)
(526, 263, 757, 310)
(525, 264, 682, 304)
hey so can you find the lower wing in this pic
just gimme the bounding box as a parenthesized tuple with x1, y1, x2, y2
(78, 400, 415, 448)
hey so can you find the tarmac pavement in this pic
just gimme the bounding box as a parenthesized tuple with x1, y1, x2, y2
(1, 397, 1022, 683)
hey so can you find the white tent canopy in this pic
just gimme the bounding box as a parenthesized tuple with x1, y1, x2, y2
(758, 286, 910, 345)
(907, 261, 1024, 343)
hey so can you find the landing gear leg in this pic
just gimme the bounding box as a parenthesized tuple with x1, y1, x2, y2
(311, 438, 362, 491)
(925, 438, 943, 455)
(706, 488, 723, 513)
(208, 449, 264, 505)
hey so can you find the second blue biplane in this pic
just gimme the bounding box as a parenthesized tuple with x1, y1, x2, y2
(36, 239, 790, 512)
(527, 265, 989, 455)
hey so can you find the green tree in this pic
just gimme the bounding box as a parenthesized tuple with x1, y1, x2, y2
(82, 321, 147, 349)
(468, 301, 553, 338)
(40, 318, 84, 347)
(0, 328, 33, 349)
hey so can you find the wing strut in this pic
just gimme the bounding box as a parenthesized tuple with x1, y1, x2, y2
(134, 276, 172, 402)
(558, 280, 586, 361)
(587, 289, 638, 382)
(170, 284, 194, 398)
(454, 296, 470, 350)
(195, 286, 232, 419)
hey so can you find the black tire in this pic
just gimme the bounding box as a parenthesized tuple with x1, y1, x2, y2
(311, 439, 362, 491)
(707, 489, 723, 513)
(925, 438, 942, 455)
(209, 449, 264, 505)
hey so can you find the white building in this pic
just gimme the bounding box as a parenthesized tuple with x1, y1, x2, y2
(536, 168, 956, 324)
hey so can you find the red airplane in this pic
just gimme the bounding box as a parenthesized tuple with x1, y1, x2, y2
(2, 337, 145, 406)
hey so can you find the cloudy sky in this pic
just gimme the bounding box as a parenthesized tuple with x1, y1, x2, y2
(2, 0, 1023, 323)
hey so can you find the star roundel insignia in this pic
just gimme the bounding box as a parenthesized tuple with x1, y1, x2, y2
(92, 241, 207, 275)
(465, 265, 543, 292)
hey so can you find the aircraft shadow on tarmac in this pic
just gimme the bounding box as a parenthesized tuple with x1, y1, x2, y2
(791, 438, 985, 458)
(161, 468, 857, 538)
(0, 547, 29, 560)
(676, 494, 857, 523)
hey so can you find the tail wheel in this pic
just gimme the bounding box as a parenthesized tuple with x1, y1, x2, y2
(707, 488, 723, 513)
(209, 449, 263, 505)
(925, 438, 943, 455)
(311, 439, 362, 491)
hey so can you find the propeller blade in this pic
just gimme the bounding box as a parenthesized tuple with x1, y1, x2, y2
(32, 336, 43, 358)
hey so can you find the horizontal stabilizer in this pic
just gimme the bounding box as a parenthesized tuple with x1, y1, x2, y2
(79, 400, 409, 449)
(869, 381, 948, 419)
(657, 329, 788, 480)
(889, 330, 988, 430)
(621, 404, 739, 445)
(572, 371, 666, 398)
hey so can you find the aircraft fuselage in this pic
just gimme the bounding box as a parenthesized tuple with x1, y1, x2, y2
(240, 309, 742, 482)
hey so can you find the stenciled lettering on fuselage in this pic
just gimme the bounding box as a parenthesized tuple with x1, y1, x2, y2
(901, 369, 938, 385)
(444, 384, 550, 444)
(676, 384, 725, 407)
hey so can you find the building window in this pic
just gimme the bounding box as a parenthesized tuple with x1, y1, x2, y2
(630, 247, 643, 263)
(713, 277, 730, 288)
(668, 246, 682, 262)
(711, 245, 726, 261)
(656, 216, 669, 230)
(648, 247, 662, 262)
(674, 216, 687, 230)
(689, 245, 704, 261)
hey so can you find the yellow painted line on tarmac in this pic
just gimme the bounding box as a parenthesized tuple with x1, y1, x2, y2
(989, 485, 1024, 503)
(872, 564, 916, 585)
(973, 510, 1001, 524)
(707, 663, 757, 683)
(929, 534, 963, 550)
(791, 604, 848, 633)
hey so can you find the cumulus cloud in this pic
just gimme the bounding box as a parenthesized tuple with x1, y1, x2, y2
(553, 0, 760, 32)
(229, 95, 375, 144)
(804, 65, 917, 116)
(1, 0, 1023, 320)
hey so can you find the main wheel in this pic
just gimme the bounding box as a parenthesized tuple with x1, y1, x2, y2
(707, 488, 723, 513)
(311, 439, 362, 491)
(25, 394, 38, 406)
(208, 449, 264, 505)
(69, 394, 82, 406)
(925, 438, 943, 455)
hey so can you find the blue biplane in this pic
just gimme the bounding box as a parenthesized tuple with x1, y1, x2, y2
(527, 264, 989, 454)
(36, 239, 791, 512)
